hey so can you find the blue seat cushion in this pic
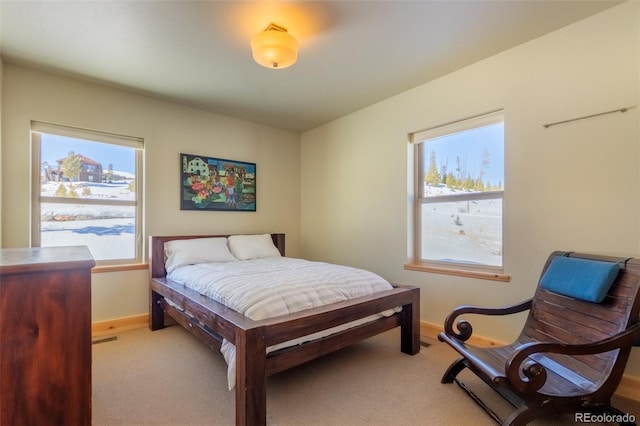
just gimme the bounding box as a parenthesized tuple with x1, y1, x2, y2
(540, 256, 620, 303)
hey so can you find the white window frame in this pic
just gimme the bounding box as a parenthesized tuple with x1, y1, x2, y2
(407, 110, 508, 281)
(31, 121, 144, 266)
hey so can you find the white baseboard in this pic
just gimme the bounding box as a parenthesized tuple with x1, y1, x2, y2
(421, 320, 640, 403)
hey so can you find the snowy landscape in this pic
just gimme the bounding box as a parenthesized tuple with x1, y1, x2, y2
(40, 177, 135, 260)
(422, 185, 502, 266)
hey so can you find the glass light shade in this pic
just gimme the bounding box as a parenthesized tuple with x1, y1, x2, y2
(251, 28, 298, 69)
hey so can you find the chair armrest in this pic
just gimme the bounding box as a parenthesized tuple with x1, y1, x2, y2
(442, 299, 532, 342)
(504, 322, 640, 394)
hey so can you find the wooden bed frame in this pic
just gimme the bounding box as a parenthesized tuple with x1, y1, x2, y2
(149, 233, 420, 426)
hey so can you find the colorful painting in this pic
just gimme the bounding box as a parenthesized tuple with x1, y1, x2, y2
(180, 153, 256, 211)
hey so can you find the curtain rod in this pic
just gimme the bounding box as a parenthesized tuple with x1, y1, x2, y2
(543, 106, 634, 129)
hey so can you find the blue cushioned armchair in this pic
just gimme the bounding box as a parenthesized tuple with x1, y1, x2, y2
(438, 251, 640, 426)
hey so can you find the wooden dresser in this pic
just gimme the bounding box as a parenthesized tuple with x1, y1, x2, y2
(0, 246, 95, 426)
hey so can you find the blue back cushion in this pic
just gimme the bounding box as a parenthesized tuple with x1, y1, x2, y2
(540, 256, 620, 303)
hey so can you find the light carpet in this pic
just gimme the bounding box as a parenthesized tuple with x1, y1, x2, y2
(92, 326, 640, 425)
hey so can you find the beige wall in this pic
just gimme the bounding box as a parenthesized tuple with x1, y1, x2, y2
(0, 58, 3, 245)
(1, 2, 639, 379)
(1, 65, 301, 321)
(301, 3, 640, 376)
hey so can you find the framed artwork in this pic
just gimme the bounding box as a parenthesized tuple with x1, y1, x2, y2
(180, 153, 256, 211)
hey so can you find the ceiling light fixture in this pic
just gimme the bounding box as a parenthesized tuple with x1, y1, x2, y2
(251, 23, 298, 69)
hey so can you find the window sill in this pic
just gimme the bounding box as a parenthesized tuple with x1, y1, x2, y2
(404, 263, 510, 282)
(92, 263, 148, 273)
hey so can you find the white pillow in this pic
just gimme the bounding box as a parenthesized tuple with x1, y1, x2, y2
(164, 237, 237, 274)
(227, 234, 281, 260)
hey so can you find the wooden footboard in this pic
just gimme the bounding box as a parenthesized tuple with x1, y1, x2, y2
(148, 234, 420, 426)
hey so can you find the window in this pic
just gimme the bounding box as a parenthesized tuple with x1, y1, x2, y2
(31, 122, 144, 265)
(408, 110, 505, 278)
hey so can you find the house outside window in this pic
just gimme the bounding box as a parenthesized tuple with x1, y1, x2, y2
(55, 154, 103, 183)
(31, 122, 144, 265)
(408, 110, 506, 279)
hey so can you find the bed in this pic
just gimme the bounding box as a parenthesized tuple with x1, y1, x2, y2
(149, 233, 420, 426)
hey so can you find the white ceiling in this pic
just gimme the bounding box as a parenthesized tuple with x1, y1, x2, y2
(0, 1, 623, 132)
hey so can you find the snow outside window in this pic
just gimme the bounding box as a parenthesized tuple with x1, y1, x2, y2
(410, 110, 504, 273)
(31, 122, 144, 265)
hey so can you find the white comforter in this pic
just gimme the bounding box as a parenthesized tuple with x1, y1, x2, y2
(167, 257, 397, 388)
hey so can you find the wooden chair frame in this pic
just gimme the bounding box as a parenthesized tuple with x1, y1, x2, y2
(438, 251, 640, 426)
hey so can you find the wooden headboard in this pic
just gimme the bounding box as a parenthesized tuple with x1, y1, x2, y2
(148, 233, 285, 279)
